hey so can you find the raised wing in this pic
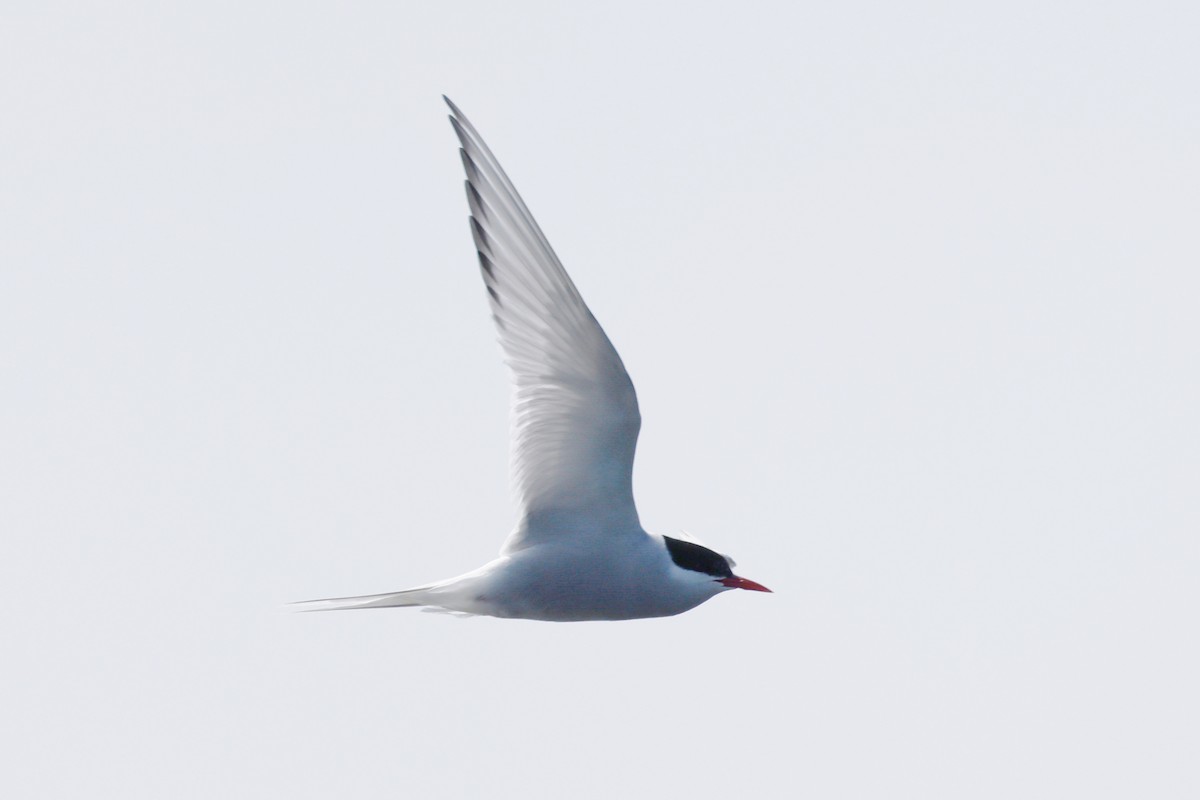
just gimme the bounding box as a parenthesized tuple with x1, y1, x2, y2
(445, 97, 642, 551)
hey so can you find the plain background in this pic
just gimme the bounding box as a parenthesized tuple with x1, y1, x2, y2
(3, 2, 1197, 797)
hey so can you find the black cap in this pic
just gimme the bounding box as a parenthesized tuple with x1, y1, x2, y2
(663, 536, 734, 579)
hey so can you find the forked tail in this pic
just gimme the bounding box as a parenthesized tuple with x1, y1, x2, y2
(289, 587, 432, 612)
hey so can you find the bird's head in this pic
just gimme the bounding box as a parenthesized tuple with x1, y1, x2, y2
(662, 535, 771, 594)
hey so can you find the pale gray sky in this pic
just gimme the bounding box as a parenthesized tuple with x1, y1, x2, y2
(2, 2, 1197, 797)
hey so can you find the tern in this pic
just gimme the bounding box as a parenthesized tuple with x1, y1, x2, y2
(295, 97, 771, 621)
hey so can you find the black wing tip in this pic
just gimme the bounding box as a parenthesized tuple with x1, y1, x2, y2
(477, 250, 497, 278)
(469, 215, 492, 253)
(448, 115, 471, 145)
(485, 283, 501, 306)
(464, 179, 485, 216)
(458, 148, 483, 184)
(443, 96, 476, 135)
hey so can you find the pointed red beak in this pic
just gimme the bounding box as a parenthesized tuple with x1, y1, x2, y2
(719, 576, 772, 593)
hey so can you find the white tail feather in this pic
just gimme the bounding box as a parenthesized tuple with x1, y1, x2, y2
(289, 587, 432, 612)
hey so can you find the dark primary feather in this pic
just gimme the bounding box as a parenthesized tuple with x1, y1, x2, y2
(444, 96, 644, 551)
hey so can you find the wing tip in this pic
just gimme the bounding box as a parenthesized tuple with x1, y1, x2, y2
(448, 115, 473, 149)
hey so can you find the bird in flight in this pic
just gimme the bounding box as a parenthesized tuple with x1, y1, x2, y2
(295, 97, 770, 621)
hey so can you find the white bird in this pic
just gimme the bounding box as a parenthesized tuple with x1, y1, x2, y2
(295, 97, 770, 621)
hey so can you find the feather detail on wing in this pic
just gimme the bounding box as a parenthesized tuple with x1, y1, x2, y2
(444, 97, 642, 551)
